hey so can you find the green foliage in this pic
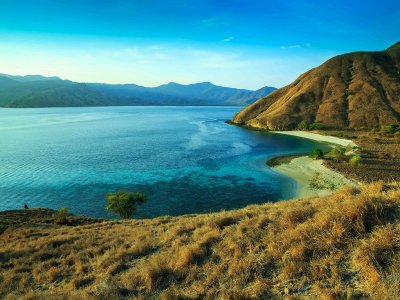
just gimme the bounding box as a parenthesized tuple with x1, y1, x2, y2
(56, 207, 69, 224)
(309, 172, 336, 191)
(309, 122, 325, 130)
(296, 120, 309, 130)
(349, 155, 362, 166)
(58, 207, 69, 216)
(328, 146, 346, 162)
(133, 191, 148, 204)
(344, 89, 354, 97)
(382, 124, 400, 135)
(309, 149, 324, 160)
(295, 120, 324, 131)
(106, 191, 148, 219)
(0, 223, 7, 233)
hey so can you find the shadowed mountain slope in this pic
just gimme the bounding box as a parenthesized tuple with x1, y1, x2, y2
(0, 74, 276, 107)
(232, 42, 400, 130)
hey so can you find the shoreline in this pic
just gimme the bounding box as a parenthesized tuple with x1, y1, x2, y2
(269, 131, 358, 198)
(274, 130, 357, 147)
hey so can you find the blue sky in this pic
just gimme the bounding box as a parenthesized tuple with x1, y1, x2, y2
(0, 0, 399, 89)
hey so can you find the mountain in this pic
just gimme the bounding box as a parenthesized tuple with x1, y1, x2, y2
(0, 79, 135, 108)
(232, 42, 400, 130)
(0, 73, 62, 82)
(0, 75, 276, 107)
(89, 81, 276, 106)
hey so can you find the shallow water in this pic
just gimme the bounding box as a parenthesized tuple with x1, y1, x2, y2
(0, 106, 328, 218)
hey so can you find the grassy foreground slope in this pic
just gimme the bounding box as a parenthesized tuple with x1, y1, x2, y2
(1, 182, 399, 299)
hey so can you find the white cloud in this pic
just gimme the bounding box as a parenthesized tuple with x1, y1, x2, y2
(280, 43, 312, 50)
(222, 37, 235, 42)
(280, 44, 302, 50)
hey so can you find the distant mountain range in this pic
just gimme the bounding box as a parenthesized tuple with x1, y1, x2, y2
(232, 41, 400, 130)
(0, 73, 276, 107)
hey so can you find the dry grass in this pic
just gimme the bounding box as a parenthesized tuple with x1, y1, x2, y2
(1, 182, 400, 299)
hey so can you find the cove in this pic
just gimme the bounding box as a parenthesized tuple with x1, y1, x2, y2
(0, 106, 329, 218)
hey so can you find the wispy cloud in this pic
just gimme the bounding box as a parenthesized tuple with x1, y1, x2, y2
(280, 43, 312, 50)
(280, 44, 301, 50)
(222, 37, 234, 42)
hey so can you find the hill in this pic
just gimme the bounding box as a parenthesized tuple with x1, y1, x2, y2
(0, 73, 62, 82)
(0, 80, 133, 108)
(0, 74, 276, 107)
(0, 182, 399, 299)
(232, 42, 400, 130)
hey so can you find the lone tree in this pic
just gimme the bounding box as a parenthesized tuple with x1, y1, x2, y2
(105, 191, 148, 219)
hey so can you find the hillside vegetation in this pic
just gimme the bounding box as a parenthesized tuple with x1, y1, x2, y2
(232, 42, 400, 130)
(1, 182, 399, 299)
(0, 74, 276, 107)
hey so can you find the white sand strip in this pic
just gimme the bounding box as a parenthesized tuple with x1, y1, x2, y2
(274, 156, 358, 198)
(274, 131, 357, 147)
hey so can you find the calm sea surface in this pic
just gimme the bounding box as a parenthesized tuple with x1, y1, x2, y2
(0, 106, 328, 218)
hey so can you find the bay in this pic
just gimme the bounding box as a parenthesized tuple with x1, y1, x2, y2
(0, 106, 328, 218)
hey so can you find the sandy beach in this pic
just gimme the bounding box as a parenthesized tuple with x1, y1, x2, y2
(274, 156, 357, 197)
(274, 131, 357, 147)
(271, 131, 358, 198)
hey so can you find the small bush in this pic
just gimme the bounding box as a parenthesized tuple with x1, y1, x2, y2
(106, 191, 148, 219)
(309, 149, 324, 160)
(381, 124, 400, 135)
(297, 120, 309, 130)
(56, 207, 69, 224)
(328, 146, 346, 162)
(309, 122, 325, 131)
(349, 155, 362, 166)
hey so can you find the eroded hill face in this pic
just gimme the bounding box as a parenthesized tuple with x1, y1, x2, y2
(233, 42, 400, 130)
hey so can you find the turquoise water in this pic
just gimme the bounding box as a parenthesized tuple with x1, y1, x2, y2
(0, 106, 327, 218)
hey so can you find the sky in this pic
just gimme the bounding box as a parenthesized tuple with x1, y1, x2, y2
(0, 0, 399, 89)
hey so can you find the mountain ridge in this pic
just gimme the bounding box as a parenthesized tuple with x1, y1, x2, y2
(232, 42, 400, 130)
(0, 74, 276, 107)
(0, 73, 62, 82)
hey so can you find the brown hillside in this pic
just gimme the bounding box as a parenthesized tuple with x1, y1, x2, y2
(1, 182, 399, 299)
(233, 42, 400, 130)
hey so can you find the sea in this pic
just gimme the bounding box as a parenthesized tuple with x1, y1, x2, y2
(0, 106, 328, 218)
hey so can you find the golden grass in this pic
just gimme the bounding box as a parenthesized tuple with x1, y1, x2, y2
(1, 181, 399, 299)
